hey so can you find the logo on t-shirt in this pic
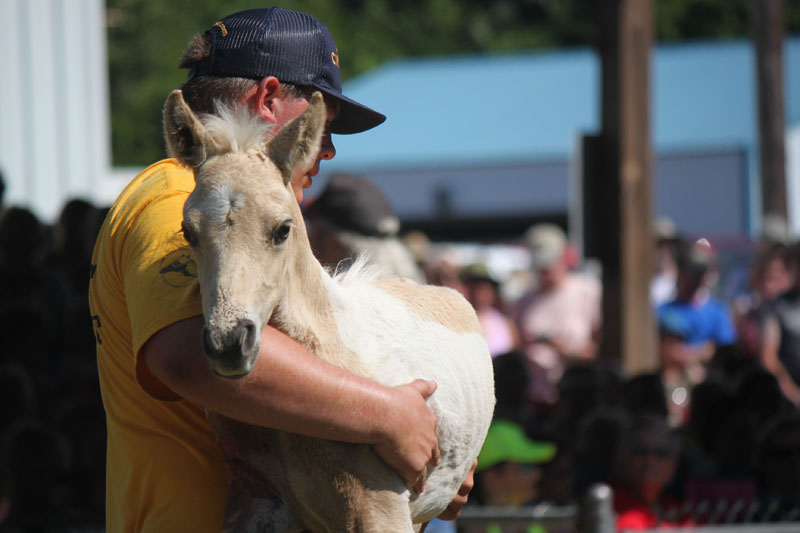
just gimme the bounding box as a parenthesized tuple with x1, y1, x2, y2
(159, 248, 197, 288)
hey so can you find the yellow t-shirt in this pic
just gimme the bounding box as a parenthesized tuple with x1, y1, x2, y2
(89, 159, 228, 532)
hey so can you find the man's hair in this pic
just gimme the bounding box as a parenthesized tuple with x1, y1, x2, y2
(178, 33, 306, 115)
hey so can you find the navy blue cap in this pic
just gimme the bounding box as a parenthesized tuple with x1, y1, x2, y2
(190, 7, 385, 134)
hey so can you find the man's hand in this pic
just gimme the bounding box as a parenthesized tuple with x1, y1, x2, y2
(373, 379, 440, 489)
(437, 459, 477, 520)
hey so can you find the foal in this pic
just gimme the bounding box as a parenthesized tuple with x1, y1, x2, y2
(163, 90, 495, 532)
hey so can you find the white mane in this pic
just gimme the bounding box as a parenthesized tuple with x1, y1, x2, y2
(330, 254, 387, 286)
(200, 101, 275, 153)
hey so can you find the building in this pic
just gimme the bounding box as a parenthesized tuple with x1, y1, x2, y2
(322, 38, 800, 243)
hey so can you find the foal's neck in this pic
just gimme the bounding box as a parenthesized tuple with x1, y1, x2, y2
(273, 216, 339, 355)
(273, 210, 379, 377)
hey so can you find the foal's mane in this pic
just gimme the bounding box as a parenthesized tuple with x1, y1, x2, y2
(200, 101, 275, 153)
(330, 255, 391, 286)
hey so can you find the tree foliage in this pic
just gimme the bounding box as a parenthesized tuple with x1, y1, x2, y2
(107, 0, 800, 166)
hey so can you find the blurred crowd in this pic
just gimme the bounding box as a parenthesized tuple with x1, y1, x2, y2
(425, 217, 800, 530)
(0, 180, 108, 530)
(3, 171, 800, 531)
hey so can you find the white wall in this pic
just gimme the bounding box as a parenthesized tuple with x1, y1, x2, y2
(0, 0, 129, 223)
(788, 123, 800, 237)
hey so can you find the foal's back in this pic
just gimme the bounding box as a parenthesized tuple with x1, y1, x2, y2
(326, 271, 495, 522)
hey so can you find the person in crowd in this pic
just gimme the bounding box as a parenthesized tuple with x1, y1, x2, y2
(734, 242, 791, 356)
(572, 407, 629, 497)
(0, 364, 37, 437)
(752, 410, 800, 520)
(623, 373, 669, 421)
(472, 419, 557, 507)
(402, 230, 433, 276)
(609, 415, 689, 530)
(0, 452, 9, 526)
(657, 238, 736, 384)
(425, 245, 469, 298)
(536, 444, 576, 507)
(760, 242, 800, 406)
(657, 310, 696, 426)
(88, 7, 469, 530)
(514, 223, 602, 407)
(0, 206, 70, 378)
(651, 217, 681, 308)
(550, 365, 604, 442)
(460, 262, 520, 358)
(2, 419, 74, 529)
(0, 169, 6, 217)
(45, 199, 105, 298)
(304, 172, 425, 282)
(492, 350, 535, 427)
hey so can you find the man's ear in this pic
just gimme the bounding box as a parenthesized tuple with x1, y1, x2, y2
(264, 91, 326, 187)
(249, 77, 282, 123)
(163, 90, 221, 168)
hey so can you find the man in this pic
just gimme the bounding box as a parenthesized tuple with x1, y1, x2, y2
(471, 419, 557, 507)
(304, 172, 425, 282)
(761, 243, 800, 405)
(89, 8, 470, 531)
(656, 238, 736, 381)
(610, 415, 688, 530)
(513, 223, 602, 407)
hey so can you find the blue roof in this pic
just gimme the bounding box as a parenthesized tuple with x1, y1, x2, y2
(327, 38, 800, 172)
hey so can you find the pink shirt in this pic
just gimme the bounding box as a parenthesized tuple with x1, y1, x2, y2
(515, 273, 601, 381)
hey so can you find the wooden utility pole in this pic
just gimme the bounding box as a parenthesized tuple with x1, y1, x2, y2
(752, 0, 787, 226)
(587, 0, 656, 373)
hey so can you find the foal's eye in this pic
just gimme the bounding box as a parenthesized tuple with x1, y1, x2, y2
(181, 222, 198, 247)
(272, 222, 292, 245)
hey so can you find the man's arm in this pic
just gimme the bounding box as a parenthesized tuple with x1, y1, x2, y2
(141, 315, 440, 487)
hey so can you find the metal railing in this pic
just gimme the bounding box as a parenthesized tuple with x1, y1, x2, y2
(456, 484, 611, 533)
(455, 484, 800, 533)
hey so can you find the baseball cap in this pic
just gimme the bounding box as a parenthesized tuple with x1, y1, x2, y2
(460, 262, 497, 285)
(525, 224, 567, 269)
(476, 420, 557, 472)
(654, 216, 679, 242)
(188, 7, 386, 134)
(677, 238, 714, 273)
(305, 174, 400, 237)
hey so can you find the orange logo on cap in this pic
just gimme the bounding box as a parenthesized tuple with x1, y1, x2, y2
(331, 48, 340, 67)
(214, 22, 228, 36)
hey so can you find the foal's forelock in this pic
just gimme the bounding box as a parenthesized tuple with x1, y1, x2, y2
(200, 102, 274, 153)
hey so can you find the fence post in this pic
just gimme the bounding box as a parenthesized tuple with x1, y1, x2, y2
(580, 483, 615, 533)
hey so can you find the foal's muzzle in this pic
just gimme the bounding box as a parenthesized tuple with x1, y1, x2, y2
(201, 319, 260, 378)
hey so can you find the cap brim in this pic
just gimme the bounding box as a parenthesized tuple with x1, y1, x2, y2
(476, 420, 558, 472)
(313, 86, 386, 134)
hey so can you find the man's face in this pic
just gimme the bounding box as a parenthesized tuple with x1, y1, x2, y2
(676, 266, 707, 301)
(270, 89, 340, 203)
(536, 258, 567, 291)
(483, 462, 541, 507)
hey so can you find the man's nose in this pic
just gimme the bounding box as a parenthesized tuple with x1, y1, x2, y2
(319, 133, 336, 160)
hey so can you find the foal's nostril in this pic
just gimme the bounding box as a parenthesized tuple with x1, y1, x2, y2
(238, 319, 258, 356)
(201, 325, 219, 358)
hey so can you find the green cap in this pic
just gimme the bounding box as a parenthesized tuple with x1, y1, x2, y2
(477, 420, 557, 472)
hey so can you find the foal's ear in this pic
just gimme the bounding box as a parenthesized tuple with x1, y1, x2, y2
(163, 90, 221, 168)
(266, 92, 327, 186)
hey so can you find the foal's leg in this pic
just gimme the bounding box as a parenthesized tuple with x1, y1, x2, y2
(281, 435, 414, 532)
